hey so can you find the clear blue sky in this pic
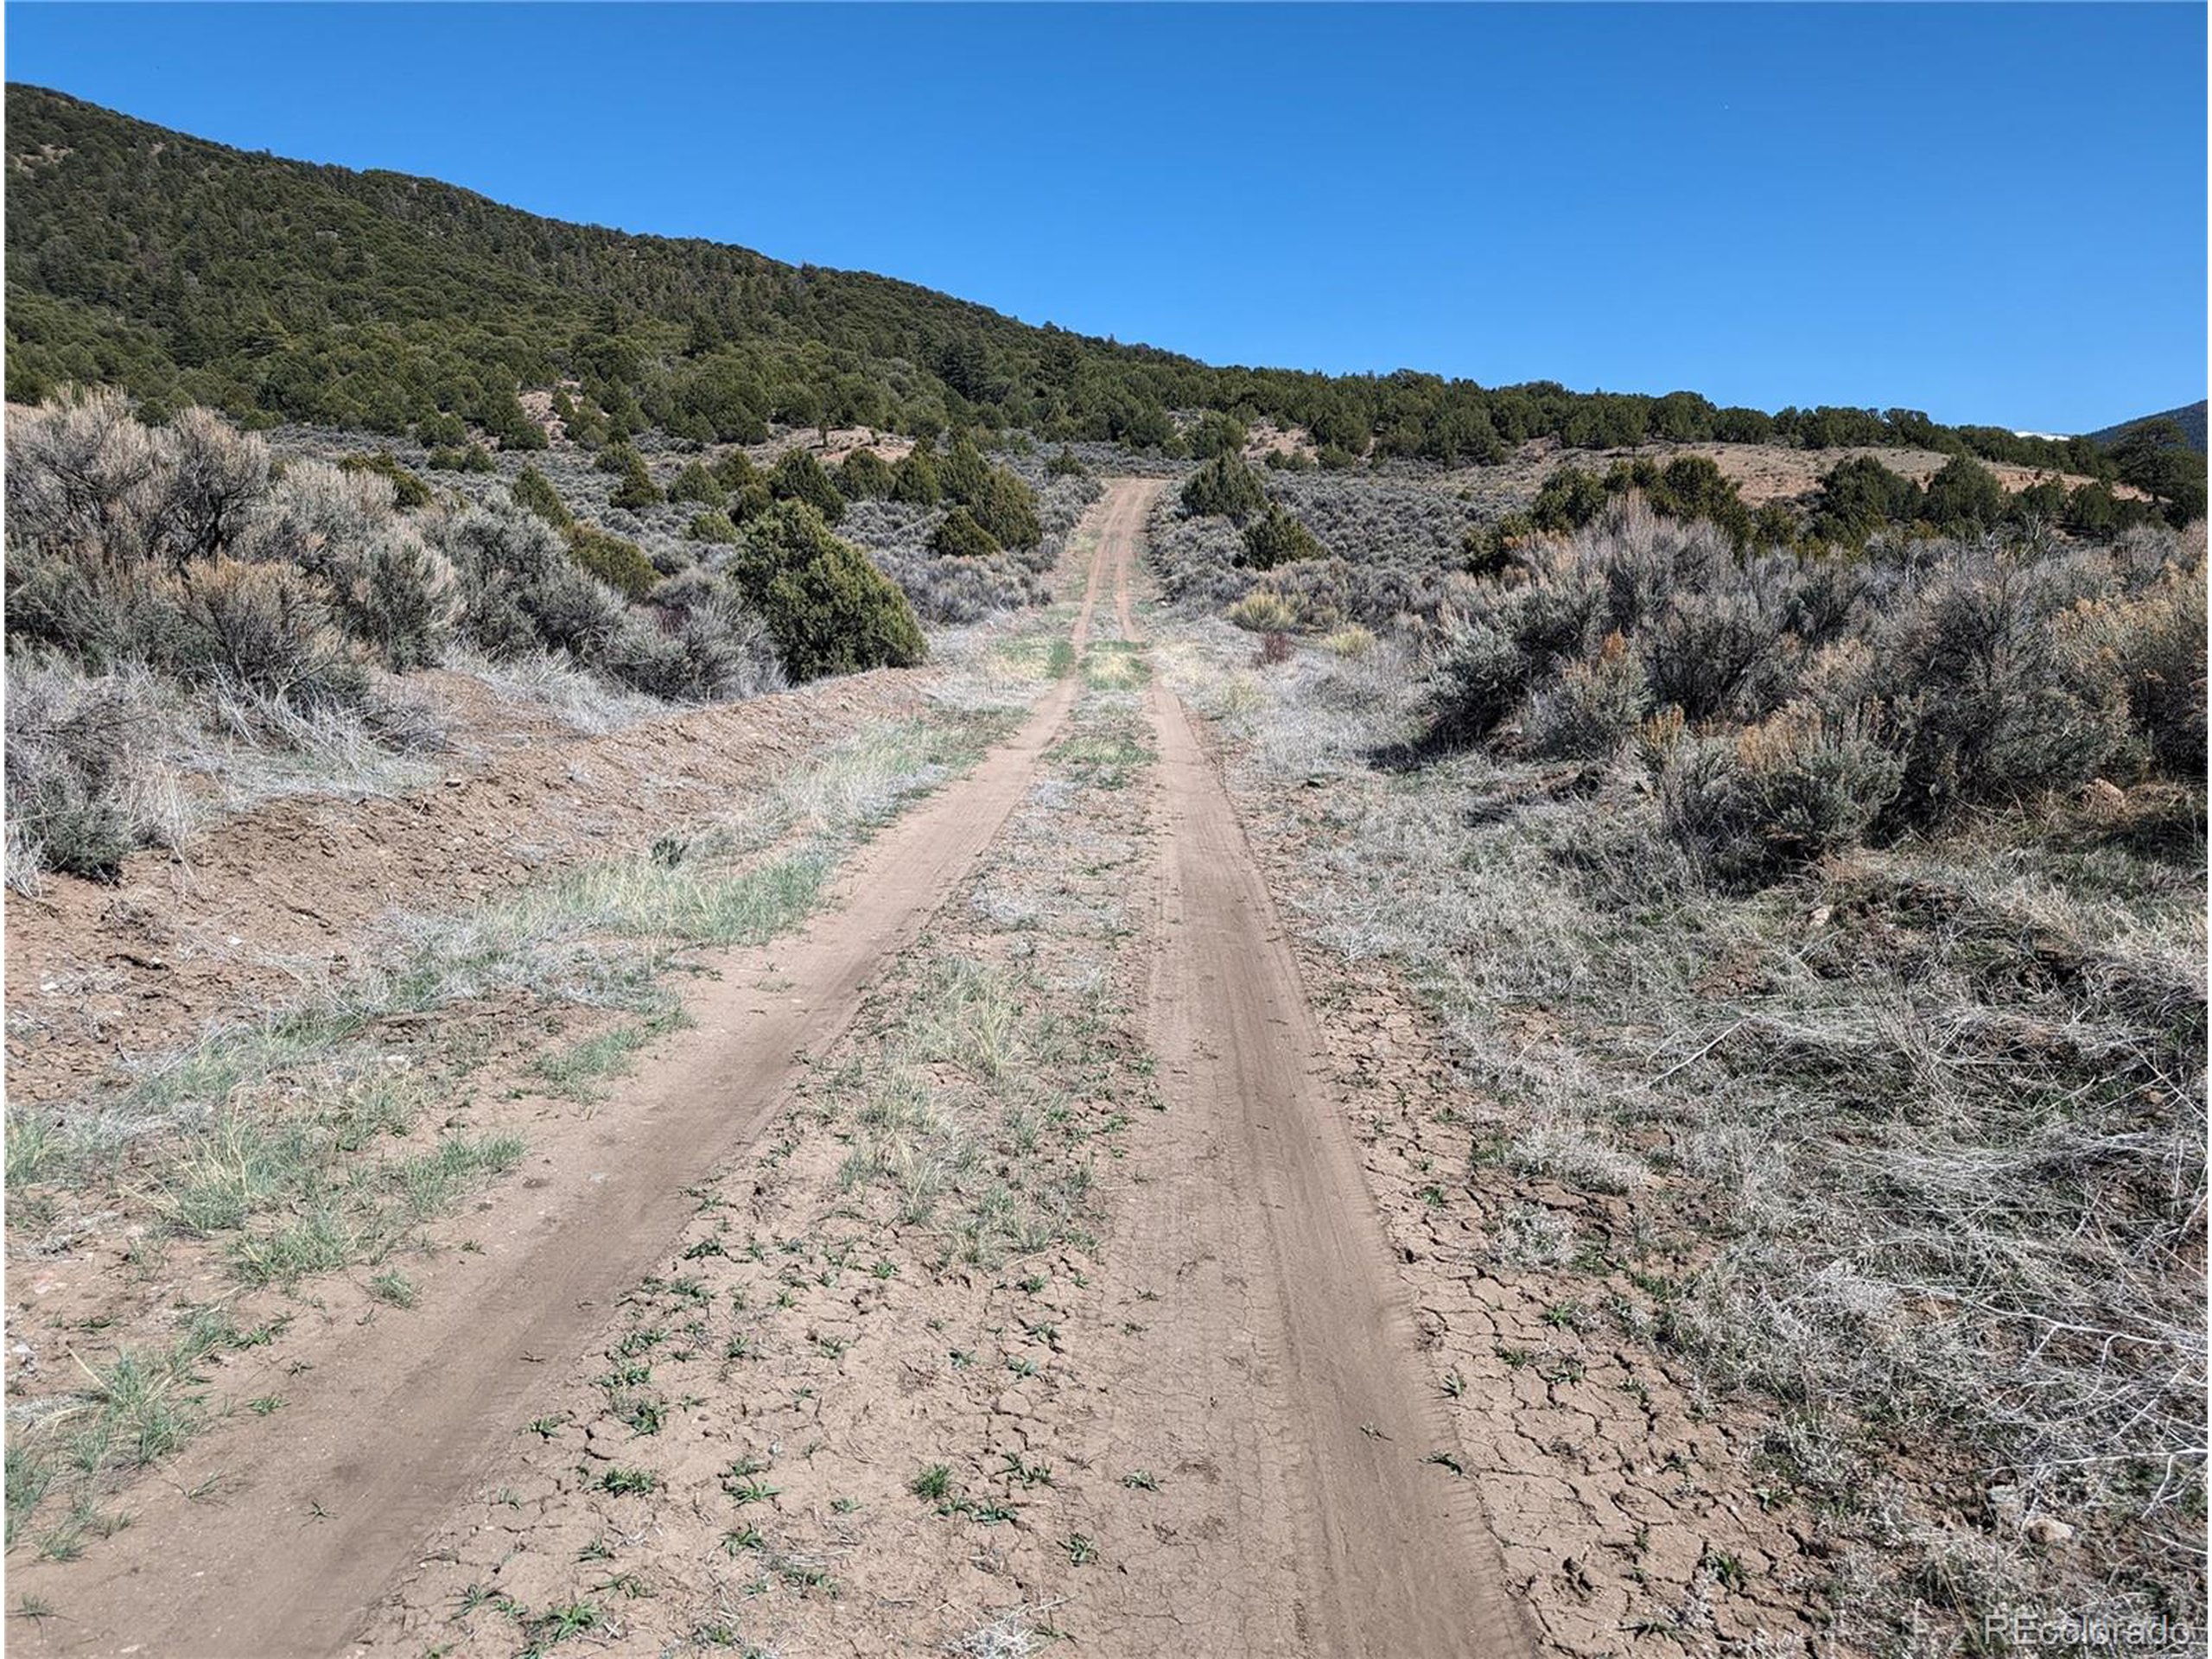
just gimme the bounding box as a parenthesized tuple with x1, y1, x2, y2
(8, 3, 2204, 434)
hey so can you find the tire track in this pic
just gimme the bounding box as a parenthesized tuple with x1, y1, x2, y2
(15, 483, 1159, 1659)
(1074, 513, 1535, 1654)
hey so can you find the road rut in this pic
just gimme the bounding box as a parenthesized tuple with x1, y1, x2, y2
(16, 486, 1157, 1658)
(19, 479, 1533, 1657)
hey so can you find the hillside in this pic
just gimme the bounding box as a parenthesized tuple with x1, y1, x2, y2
(5, 82, 2114, 476)
(2089, 398, 2209, 454)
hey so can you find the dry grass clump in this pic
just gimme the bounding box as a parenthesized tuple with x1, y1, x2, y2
(1147, 484, 1487, 633)
(1225, 589, 1299, 634)
(1647, 704, 1904, 887)
(3, 659, 192, 886)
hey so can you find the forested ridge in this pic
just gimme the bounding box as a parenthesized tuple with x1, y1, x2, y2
(1, 83, 2131, 477)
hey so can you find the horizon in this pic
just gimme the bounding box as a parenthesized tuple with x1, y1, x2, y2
(6, 3, 2206, 435)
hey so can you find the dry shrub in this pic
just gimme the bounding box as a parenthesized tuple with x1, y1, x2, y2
(433, 505, 627, 660)
(4, 658, 188, 885)
(1637, 585, 1797, 722)
(1413, 493, 2203, 869)
(2056, 535, 2208, 778)
(1173, 507, 2208, 1636)
(4, 385, 162, 569)
(1422, 615, 1535, 746)
(152, 406, 272, 565)
(165, 559, 369, 710)
(1831, 550, 2131, 829)
(322, 529, 461, 672)
(1524, 631, 1651, 759)
(1649, 702, 1904, 887)
(835, 499, 1039, 624)
(4, 542, 150, 667)
(594, 572, 784, 703)
(244, 458, 398, 578)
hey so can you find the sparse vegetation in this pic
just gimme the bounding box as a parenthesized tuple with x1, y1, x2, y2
(5, 68, 2204, 1659)
(1156, 484, 2208, 1644)
(0, 391, 810, 882)
(2, 673, 1020, 1561)
(1418, 497, 2203, 879)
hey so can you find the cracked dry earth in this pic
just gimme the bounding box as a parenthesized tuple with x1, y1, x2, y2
(12, 483, 1547, 1657)
(1205, 766, 1829, 1656)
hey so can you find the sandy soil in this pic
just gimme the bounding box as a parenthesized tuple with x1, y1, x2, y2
(1208, 780, 1834, 1655)
(1130, 682, 1529, 1655)
(10, 482, 1544, 1656)
(4, 668, 935, 1110)
(1456, 436, 2139, 507)
(1657, 440, 2130, 505)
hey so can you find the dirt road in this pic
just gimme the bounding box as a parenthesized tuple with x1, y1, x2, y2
(17, 481, 1531, 1656)
(1093, 676, 1530, 1656)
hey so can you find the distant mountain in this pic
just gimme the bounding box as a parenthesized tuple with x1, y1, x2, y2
(0, 82, 2113, 476)
(2088, 401, 2207, 454)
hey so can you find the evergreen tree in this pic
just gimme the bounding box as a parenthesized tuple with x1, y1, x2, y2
(510, 464, 572, 528)
(568, 524, 659, 600)
(768, 447, 845, 524)
(1238, 505, 1324, 570)
(607, 447, 660, 511)
(891, 442, 943, 506)
(930, 506, 1001, 560)
(1811, 455, 1922, 542)
(669, 461, 728, 508)
(1189, 410, 1247, 461)
(836, 448, 895, 500)
(2112, 419, 2209, 527)
(1529, 465, 1609, 534)
(1919, 454, 2007, 530)
(728, 502, 925, 681)
(940, 436, 990, 505)
(1181, 454, 1266, 521)
(970, 467, 1042, 550)
(340, 452, 433, 510)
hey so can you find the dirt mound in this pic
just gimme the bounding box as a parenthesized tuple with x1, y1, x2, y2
(4, 669, 932, 1108)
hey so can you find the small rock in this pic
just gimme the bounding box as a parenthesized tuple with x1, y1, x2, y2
(2024, 1515, 2075, 1548)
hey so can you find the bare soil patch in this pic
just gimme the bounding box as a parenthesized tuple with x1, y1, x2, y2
(1454, 436, 2139, 506)
(9, 485, 1566, 1656)
(0, 487, 1140, 1654)
(5, 669, 933, 1110)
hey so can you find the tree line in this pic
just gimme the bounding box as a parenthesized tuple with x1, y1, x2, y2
(5, 85, 2137, 484)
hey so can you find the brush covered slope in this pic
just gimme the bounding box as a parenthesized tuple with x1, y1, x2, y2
(3, 82, 2130, 476)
